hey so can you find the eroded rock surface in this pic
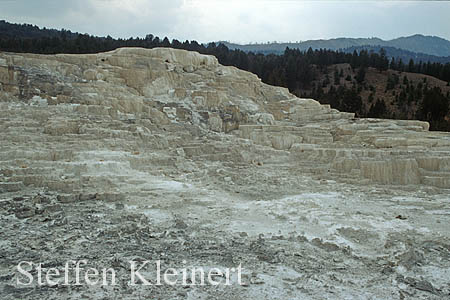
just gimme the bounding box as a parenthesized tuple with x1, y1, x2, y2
(0, 48, 449, 299)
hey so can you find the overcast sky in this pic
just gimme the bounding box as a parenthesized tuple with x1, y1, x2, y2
(1, 0, 450, 44)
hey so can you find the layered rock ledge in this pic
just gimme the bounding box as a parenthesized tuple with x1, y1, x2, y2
(1, 47, 449, 191)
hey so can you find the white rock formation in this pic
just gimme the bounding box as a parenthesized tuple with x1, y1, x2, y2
(1, 48, 449, 299)
(2, 47, 449, 188)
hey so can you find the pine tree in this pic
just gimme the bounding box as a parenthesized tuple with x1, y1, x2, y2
(355, 67, 366, 84)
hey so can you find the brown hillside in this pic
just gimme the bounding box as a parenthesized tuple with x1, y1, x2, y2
(303, 64, 450, 130)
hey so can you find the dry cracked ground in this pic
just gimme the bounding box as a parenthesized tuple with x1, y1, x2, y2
(0, 48, 450, 299)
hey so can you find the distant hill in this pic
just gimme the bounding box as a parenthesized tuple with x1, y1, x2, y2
(389, 34, 450, 57)
(220, 37, 384, 54)
(342, 46, 450, 64)
(219, 34, 450, 58)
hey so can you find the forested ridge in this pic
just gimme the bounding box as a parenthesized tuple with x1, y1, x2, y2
(1, 20, 449, 130)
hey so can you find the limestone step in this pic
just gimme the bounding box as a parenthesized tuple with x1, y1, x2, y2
(0, 167, 56, 177)
(416, 157, 450, 171)
(0, 181, 24, 192)
(419, 169, 450, 178)
(1, 150, 75, 161)
(422, 176, 450, 189)
(182, 144, 231, 158)
(302, 134, 334, 144)
(325, 170, 364, 184)
(195, 153, 235, 161)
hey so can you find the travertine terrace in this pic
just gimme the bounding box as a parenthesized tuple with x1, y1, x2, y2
(0, 48, 449, 299)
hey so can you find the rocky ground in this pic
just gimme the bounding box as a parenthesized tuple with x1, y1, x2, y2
(0, 48, 449, 299)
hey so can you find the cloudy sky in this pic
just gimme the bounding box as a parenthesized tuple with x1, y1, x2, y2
(1, 0, 450, 44)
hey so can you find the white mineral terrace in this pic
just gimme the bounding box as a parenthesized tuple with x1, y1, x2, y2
(0, 48, 449, 299)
